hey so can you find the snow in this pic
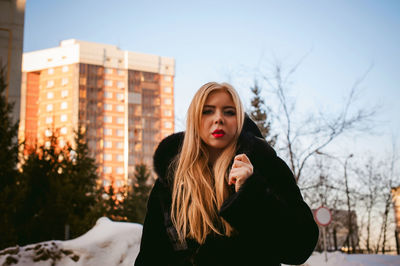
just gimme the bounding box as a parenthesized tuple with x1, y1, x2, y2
(299, 251, 400, 266)
(1, 218, 399, 266)
(0, 217, 142, 266)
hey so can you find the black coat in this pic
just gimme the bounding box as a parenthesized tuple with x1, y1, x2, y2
(135, 117, 319, 266)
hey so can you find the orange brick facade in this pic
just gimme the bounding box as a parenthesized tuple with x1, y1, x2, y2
(20, 40, 175, 188)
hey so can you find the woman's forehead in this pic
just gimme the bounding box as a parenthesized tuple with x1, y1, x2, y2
(204, 90, 234, 105)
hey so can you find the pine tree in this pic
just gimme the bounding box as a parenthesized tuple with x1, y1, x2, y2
(123, 164, 152, 224)
(16, 126, 101, 245)
(249, 81, 277, 147)
(63, 126, 100, 238)
(0, 67, 20, 249)
(17, 135, 68, 244)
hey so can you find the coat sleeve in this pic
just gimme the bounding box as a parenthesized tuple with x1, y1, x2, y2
(134, 180, 176, 266)
(219, 148, 319, 265)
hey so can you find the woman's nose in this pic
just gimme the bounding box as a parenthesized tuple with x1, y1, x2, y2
(214, 112, 224, 124)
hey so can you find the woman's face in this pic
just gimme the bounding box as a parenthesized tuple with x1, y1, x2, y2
(199, 90, 238, 155)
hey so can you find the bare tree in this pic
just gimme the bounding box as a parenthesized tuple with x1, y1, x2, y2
(375, 141, 398, 254)
(356, 157, 382, 253)
(260, 58, 377, 183)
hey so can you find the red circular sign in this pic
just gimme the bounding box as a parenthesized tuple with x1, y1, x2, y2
(314, 206, 332, 226)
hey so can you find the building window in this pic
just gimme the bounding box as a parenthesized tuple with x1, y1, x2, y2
(59, 139, 66, 148)
(116, 129, 123, 137)
(60, 114, 67, 122)
(163, 109, 172, 116)
(104, 91, 112, 98)
(45, 141, 51, 148)
(116, 105, 124, 112)
(164, 76, 172, 81)
(103, 166, 112, 174)
(117, 81, 124, 89)
(116, 167, 124, 174)
(104, 104, 112, 111)
(47, 92, 54, 99)
(116, 154, 124, 162)
(104, 80, 113, 87)
(45, 129, 52, 137)
(61, 78, 68, 85)
(116, 179, 124, 187)
(45, 117, 53, 124)
(103, 179, 111, 186)
(46, 104, 53, 112)
(163, 87, 172, 93)
(105, 68, 113, 74)
(60, 127, 67, 135)
(104, 141, 112, 148)
(164, 98, 172, 105)
(104, 116, 112, 123)
(116, 142, 123, 148)
(116, 93, 124, 101)
(104, 153, 112, 161)
(117, 117, 124, 124)
(61, 102, 68, 110)
(47, 80, 54, 88)
(164, 121, 172, 129)
(61, 90, 68, 98)
(48, 68, 54, 75)
(117, 69, 124, 76)
(62, 66, 69, 72)
(104, 128, 112, 135)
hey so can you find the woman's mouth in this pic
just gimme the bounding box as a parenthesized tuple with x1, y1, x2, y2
(212, 129, 225, 138)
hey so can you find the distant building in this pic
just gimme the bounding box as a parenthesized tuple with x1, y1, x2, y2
(313, 208, 359, 252)
(391, 186, 400, 254)
(20, 39, 175, 188)
(0, 0, 26, 124)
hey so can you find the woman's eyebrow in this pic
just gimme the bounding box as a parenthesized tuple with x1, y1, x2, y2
(203, 105, 215, 108)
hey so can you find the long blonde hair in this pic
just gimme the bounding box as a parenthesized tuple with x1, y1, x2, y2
(171, 82, 244, 244)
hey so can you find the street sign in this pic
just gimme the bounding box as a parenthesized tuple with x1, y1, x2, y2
(314, 206, 332, 226)
(314, 206, 332, 262)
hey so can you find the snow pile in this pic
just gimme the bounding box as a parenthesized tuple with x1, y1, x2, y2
(0, 217, 142, 266)
(302, 251, 400, 266)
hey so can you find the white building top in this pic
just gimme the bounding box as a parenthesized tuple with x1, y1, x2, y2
(22, 39, 175, 75)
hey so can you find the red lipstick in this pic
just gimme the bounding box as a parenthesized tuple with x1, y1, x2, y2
(212, 129, 225, 138)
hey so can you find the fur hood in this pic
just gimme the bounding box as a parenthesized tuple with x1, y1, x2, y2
(152, 114, 276, 187)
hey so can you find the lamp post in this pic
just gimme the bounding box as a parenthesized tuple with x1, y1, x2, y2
(344, 154, 354, 253)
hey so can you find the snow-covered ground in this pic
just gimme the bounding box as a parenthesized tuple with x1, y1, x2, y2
(301, 251, 400, 266)
(1, 218, 399, 266)
(0, 217, 142, 266)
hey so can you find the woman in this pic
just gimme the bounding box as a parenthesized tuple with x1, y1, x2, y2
(135, 82, 318, 266)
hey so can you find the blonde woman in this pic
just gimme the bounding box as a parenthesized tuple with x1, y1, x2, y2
(135, 82, 318, 266)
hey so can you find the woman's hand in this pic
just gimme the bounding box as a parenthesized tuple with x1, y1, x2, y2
(228, 154, 254, 192)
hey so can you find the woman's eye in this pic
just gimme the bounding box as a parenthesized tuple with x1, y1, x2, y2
(202, 109, 213, 115)
(224, 110, 236, 116)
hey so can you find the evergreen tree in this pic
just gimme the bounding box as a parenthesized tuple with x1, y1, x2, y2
(123, 164, 152, 224)
(0, 67, 20, 249)
(63, 126, 100, 238)
(17, 135, 68, 244)
(16, 126, 101, 245)
(249, 81, 277, 147)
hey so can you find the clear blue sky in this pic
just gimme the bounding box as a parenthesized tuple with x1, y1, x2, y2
(24, 0, 400, 155)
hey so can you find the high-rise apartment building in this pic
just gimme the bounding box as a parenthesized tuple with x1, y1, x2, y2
(20, 39, 175, 187)
(0, 0, 26, 124)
